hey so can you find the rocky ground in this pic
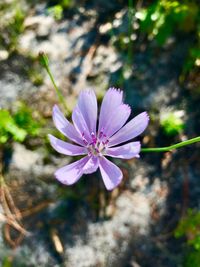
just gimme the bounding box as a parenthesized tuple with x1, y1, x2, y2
(0, 1, 200, 267)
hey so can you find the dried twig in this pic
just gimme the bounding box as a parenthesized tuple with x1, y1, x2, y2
(0, 174, 27, 247)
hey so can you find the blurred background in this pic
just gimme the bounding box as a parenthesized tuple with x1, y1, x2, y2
(0, 0, 200, 266)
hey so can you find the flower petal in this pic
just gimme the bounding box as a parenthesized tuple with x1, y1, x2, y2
(52, 105, 84, 145)
(55, 156, 90, 185)
(83, 156, 99, 174)
(48, 134, 87, 156)
(105, 141, 141, 159)
(99, 157, 123, 190)
(103, 104, 131, 138)
(108, 112, 149, 147)
(77, 89, 97, 134)
(72, 107, 91, 143)
(98, 88, 123, 134)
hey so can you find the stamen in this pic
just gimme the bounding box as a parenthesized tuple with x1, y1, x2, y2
(99, 128, 104, 139)
(105, 139, 109, 145)
(91, 132, 97, 144)
(86, 129, 109, 157)
(82, 132, 88, 145)
(95, 148, 100, 153)
(83, 139, 88, 145)
(102, 139, 109, 146)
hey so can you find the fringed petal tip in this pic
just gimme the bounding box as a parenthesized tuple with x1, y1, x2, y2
(108, 111, 150, 147)
(142, 111, 150, 123)
(108, 87, 123, 97)
(123, 103, 131, 112)
(80, 88, 95, 94)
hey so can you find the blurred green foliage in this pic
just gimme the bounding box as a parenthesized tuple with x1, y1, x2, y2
(27, 67, 44, 86)
(0, 103, 42, 144)
(175, 209, 200, 250)
(47, 5, 64, 20)
(48, 0, 73, 9)
(0, 110, 27, 143)
(0, 0, 25, 52)
(136, 0, 200, 76)
(2, 255, 28, 267)
(47, 0, 74, 20)
(175, 209, 200, 267)
(183, 249, 200, 267)
(136, 0, 199, 45)
(183, 47, 200, 75)
(2, 257, 12, 267)
(112, 0, 200, 82)
(160, 111, 185, 136)
(13, 102, 42, 136)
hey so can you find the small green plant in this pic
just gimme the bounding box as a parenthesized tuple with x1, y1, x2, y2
(13, 102, 42, 137)
(183, 249, 200, 267)
(175, 209, 200, 250)
(0, 103, 43, 144)
(136, 0, 199, 45)
(160, 111, 185, 136)
(175, 210, 200, 267)
(2, 256, 12, 267)
(0, 1, 25, 52)
(47, 5, 63, 20)
(48, 0, 73, 9)
(0, 109, 27, 143)
(183, 47, 200, 75)
(47, 0, 74, 20)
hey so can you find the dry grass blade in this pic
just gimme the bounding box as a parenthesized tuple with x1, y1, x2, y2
(0, 174, 27, 247)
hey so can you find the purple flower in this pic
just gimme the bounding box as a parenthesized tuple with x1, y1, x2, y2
(48, 88, 149, 190)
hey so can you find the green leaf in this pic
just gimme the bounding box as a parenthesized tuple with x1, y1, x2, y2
(0, 109, 27, 143)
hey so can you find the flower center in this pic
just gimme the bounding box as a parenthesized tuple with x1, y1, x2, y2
(82, 130, 109, 157)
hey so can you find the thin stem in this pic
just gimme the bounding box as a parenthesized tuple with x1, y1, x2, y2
(127, 0, 134, 66)
(39, 52, 69, 114)
(141, 136, 200, 153)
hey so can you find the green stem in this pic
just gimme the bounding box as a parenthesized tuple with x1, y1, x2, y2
(39, 52, 69, 114)
(127, 0, 134, 66)
(141, 136, 200, 153)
